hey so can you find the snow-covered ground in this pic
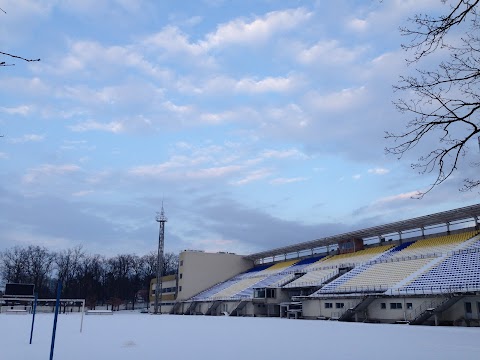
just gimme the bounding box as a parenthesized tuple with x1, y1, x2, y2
(1, 312, 479, 360)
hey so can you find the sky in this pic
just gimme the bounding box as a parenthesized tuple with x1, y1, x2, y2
(0, 0, 479, 257)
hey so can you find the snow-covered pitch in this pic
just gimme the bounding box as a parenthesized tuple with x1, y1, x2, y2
(1, 312, 479, 360)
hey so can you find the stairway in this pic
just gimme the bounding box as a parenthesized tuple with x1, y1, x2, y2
(229, 300, 248, 316)
(409, 295, 463, 325)
(205, 300, 222, 316)
(338, 296, 376, 322)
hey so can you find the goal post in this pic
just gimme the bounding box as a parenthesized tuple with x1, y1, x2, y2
(0, 297, 86, 332)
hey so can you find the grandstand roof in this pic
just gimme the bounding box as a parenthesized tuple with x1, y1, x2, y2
(245, 203, 480, 261)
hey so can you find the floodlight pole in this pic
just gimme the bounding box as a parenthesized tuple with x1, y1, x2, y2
(154, 203, 167, 315)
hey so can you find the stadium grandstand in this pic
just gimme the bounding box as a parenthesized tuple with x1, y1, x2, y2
(150, 203, 480, 326)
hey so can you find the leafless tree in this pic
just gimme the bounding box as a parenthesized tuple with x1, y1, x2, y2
(386, 0, 480, 197)
(1, 9, 40, 66)
(56, 245, 85, 297)
(0, 246, 29, 283)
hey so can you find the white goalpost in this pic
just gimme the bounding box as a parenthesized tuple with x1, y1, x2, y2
(1, 297, 86, 332)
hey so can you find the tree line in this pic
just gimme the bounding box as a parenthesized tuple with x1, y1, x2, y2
(0, 245, 178, 309)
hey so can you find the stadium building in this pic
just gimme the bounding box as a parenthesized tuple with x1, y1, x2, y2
(151, 203, 480, 326)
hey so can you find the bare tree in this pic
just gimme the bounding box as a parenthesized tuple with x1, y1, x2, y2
(1, 9, 40, 67)
(386, 0, 480, 197)
(25, 246, 55, 296)
(0, 246, 29, 283)
(55, 246, 85, 298)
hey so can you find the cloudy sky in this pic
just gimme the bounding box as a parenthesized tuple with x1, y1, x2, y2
(0, 0, 478, 257)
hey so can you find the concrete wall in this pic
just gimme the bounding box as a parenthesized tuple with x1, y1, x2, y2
(302, 298, 360, 319)
(302, 295, 480, 324)
(442, 296, 480, 324)
(176, 251, 253, 301)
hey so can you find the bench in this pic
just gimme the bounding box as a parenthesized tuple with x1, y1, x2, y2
(5, 309, 28, 314)
(85, 310, 113, 315)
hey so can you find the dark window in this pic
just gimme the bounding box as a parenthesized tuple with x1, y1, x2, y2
(254, 289, 266, 298)
(179, 273, 183, 279)
(381, 303, 386, 309)
(325, 303, 333, 309)
(180, 260, 184, 266)
(465, 302, 472, 314)
(266, 288, 276, 298)
(336, 303, 344, 309)
(406, 303, 413, 310)
(390, 303, 402, 309)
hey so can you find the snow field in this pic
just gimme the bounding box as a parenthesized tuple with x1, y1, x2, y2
(1, 312, 479, 360)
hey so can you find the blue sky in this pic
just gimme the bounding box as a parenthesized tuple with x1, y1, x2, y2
(1, 0, 478, 257)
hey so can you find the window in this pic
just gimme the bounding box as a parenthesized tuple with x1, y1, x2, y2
(336, 303, 344, 309)
(465, 302, 472, 314)
(266, 288, 276, 298)
(390, 303, 402, 309)
(325, 303, 333, 309)
(180, 260, 184, 266)
(381, 303, 386, 309)
(179, 286, 182, 292)
(406, 303, 413, 310)
(254, 289, 266, 298)
(179, 273, 183, 279)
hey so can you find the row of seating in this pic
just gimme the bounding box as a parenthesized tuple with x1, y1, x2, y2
(191, 230, 479, 301)
(312, 232, 480, 296)
(401, 241, 480, 292)
(192, 255, 326, 301)
(388, 231, 477, 260)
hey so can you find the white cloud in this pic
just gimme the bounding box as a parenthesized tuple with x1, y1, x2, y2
(69, 120, 124, 133)
(234, 75, 300, 93)
(52, 40, 170, 79)
(8, 134, 45, 144)
(0, 105, 32, 116)
(0, 152, 9, 159)
(376, 191, 420, 204)
(298, 40, 365, 65)
(179, 74, 301, 95)
(129, 152, 231, 179)
(347, 18, 368, 32)
(201, 8, 312, 49)
(187, 165, 244, 180)
(72, 190, 94, 197)
(0, 77, 49, 96)
(144, 8, 311, 59)
(143, 26, 205, 57)
(353, 174, 362, 180)
(305, 86, 367, 112)
(260, 148, 308, 160)
(23, 164, 81, 184)
(269, 177, 307, 185)
(199, 111, 235, 125)
(231, 168, 271, 185)
(368, 168, 389, 175)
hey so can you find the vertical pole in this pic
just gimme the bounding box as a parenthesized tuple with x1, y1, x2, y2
(50, 281, 62, 360)
(80, 300, 85, 333)
(29, 293, 38, 344)
(154, 204, 167, 315)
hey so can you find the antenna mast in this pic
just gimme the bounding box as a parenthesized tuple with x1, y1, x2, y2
(154, 203, 167, 314)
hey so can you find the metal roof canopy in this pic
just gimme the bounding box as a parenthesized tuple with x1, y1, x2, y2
(244, 203, 480, 261)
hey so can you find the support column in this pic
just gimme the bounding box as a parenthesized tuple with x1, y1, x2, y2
(421, 227, 425, 238)
(446, 222, 451, 235)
